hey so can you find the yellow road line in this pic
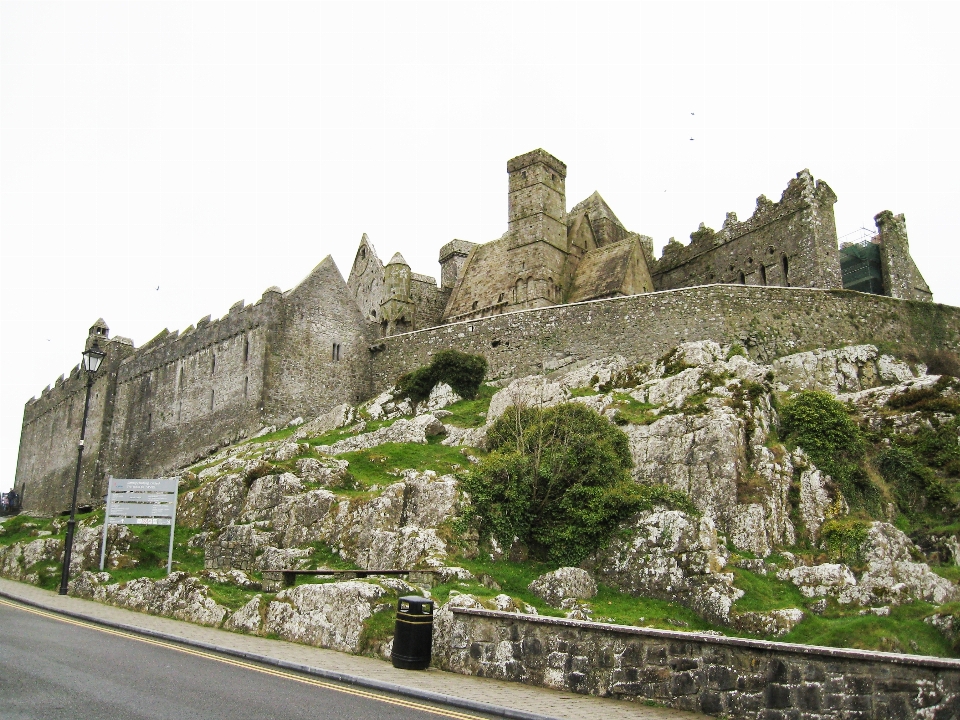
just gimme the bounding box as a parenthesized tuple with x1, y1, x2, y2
(0, 597, 487, 720)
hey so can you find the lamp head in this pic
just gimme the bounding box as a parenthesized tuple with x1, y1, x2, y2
(82, 343, 106, 373)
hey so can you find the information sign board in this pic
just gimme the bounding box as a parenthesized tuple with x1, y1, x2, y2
(100, 477, 179, 572)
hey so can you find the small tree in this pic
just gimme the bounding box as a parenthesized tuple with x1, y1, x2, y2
(397, 350, 488, 405)
(462, 402, 693, 565)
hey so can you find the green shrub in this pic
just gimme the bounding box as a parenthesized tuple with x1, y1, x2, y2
(885, 379, 960, 414)
(820, 517, 871, 564)
(780, 391, 880, 513)
(725, 343, 747, 360)
(397, 350, 488, 404)
(877, 445, 949, 515)
(461, 402, 694, 565)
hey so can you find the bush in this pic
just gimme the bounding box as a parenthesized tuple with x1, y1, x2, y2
(780, 391, 880, 513)
(820, 517, 871, 564)
(397, 350, 488, 405)
(461, 402, 694, 565)
(877, 445, 949, 515)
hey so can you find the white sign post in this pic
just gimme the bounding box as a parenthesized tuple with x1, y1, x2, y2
(100, 478, 179, 573)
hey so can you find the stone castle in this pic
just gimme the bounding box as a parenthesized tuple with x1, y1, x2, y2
(14, 149, 949, 515)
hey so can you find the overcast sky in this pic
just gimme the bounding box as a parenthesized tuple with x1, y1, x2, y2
(2, 1, 959, 489)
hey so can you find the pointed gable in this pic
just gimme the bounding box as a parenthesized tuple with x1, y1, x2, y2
(346, 233, 386, 323)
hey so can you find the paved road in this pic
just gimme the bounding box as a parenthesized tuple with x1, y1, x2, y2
(0, 600, 495, 720)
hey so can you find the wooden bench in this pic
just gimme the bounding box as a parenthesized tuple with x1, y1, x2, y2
(260, 568, 435, 593)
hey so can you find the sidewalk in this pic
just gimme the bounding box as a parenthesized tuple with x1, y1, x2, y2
(0, 577, 705, 720)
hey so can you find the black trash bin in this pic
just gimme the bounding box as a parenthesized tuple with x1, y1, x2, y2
(391, 595, 434, 670)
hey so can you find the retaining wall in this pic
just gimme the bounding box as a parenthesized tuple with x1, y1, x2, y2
(369, 285, 960, 389)
(444, 607, 960, 719)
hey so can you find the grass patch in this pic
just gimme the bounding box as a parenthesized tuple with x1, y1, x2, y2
(591, 584, 715, 631)
(610, 393, 660, 426)
(732, 568, 808, 612)
(569, 387, 601, 398)
(358, 604, 397, 656)
(0, 514, 60, 546)
(441, 384, 496, 428)
(781, 602, 958, 657)
(102, 524, 205, 583)
(336, 441, 476, 488)
(931, 564, 960, 584)
(204, 582, 260, 611)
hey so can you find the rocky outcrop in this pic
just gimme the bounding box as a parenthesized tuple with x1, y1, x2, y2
(292, 403, 356, 441)
(582, 510, 742, 625)
(772, 344, 916, 394)
(729, 608, 805, 637)
(69, 571, 229, 626)
(318, 414, 445, 454)
(625, 407, 742, 529)
(528, 567, 597, 608)
(779, 523, 960, 607)
(258, 581, 391, 653)
(486, 376, 569, 424)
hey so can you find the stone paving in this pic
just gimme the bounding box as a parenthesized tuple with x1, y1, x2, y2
(0, 578, 704, 720)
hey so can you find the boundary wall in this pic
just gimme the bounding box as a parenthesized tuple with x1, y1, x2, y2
(369, 285, 960, 388)
(444, 607, 960, 719)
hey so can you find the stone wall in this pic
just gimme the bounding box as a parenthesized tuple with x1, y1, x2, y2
(104, 291, 279, 481)
(15, 337, 134, 515)
(369, 286, 960, 389)
(265, 257, 376, 425)
(651, 171, 841, 293)
(443, 607, 960, 719)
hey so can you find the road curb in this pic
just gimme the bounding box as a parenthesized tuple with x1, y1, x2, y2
(0, 588, 559, 720)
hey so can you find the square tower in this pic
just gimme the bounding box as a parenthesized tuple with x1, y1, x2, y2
(507, 149, 567, 251)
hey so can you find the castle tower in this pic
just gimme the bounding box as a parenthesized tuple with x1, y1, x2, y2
(380, 252, 416, 335)
(875, 211, 933, 302)
(438, 239, 476, 289)
(506, 149, 570, 309)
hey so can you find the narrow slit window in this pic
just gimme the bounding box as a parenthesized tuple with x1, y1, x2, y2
(243, 337, 249, 363)
(211, 354, 216, 374)
(782, 255, 790, 286)
(210, 389, 215, 411)
(332, 343, 341, 361)
(244, 376, 249, 398)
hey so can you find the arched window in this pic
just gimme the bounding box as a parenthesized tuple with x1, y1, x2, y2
(515, 279, 523, 303)
(759, 265, 767, 285)
(782, 255, 790, 286)
(738, 271, 746, 284)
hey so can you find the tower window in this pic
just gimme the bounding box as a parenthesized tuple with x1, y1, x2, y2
(332, 343, 341, 361)
(243, 337, 249, 362)
(472, 300, 478, 310)
(210, 389, 215, 411)
(782, 255, 790, 286)
(211, 354, 216, 374)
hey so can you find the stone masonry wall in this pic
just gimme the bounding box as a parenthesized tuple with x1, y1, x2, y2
(104, 292, 279, 481)
(369, 285, 960, 389)
(16, 338, 134, 515)
(264, 257, 376, 426)
(444, 608, 960, 719)
(652, 171, 842, 292)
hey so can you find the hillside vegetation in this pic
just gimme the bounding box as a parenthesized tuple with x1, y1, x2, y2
(2, 342, 959, 659)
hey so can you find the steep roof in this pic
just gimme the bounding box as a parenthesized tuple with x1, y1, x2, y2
(569, 240, 651, 303)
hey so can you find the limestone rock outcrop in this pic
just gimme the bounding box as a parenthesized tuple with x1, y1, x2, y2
(582, 510, 742, 625)
(70, 571, 229, 626)
(528, 567, 597, 608)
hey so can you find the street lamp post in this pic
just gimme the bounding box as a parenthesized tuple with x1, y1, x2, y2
(58, 342, 106, 595)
